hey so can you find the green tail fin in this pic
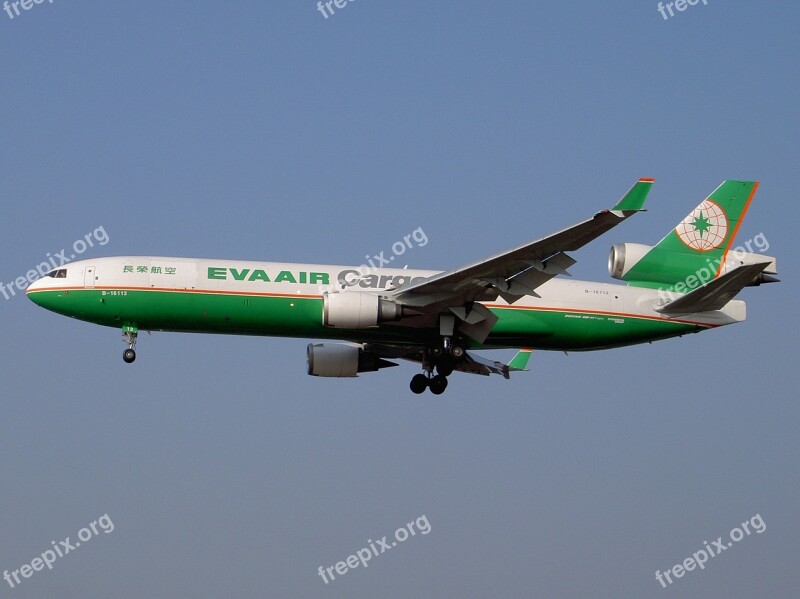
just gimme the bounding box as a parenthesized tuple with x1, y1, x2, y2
(622, 180, 759, 289)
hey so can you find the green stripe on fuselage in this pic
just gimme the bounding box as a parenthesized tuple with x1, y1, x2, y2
(28, 288, 702, 351)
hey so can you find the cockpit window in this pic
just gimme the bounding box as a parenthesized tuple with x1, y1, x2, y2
(46, 269, 67, 278)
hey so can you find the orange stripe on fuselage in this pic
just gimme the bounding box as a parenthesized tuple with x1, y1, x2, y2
(26, 285, 323, 299)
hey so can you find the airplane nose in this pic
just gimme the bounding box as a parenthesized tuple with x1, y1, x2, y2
(27, 278, 43, 292)
(26, 277, 46, 305)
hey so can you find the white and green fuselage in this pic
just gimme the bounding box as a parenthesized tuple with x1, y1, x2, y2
(25, 179, 776, 393)
(26, 256, 742, 350)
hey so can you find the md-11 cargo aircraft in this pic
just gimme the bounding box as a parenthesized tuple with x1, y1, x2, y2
(27, 179, 777, 394)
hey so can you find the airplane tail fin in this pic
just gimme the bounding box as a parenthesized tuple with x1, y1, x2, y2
(614, 181, 773, 291)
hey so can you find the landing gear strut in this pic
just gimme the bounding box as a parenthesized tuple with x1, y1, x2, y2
(440, 314, 464, 358)
(122, 325, 138, 364)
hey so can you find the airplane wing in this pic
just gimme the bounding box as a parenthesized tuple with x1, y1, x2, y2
(363, 343, 533, 378)
(385, 178, 653, 340)
(655, 262, 772, 315)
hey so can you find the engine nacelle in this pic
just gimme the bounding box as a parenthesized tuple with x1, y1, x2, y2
(608, 243, 653, 280)
(306, 343, 397, 377)
(322, 291, 403, 328)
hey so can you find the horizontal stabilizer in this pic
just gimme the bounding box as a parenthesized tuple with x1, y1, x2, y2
(457, 351, 513, 378)
(656, 262, 771, 314)
(456, 348, 533, 379)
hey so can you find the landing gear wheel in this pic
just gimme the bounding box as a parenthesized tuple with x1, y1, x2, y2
(450, 346, 464, 358)
(122, 324, 139, 364)
(410, 374, 429, 394)
(429, 374, 448, 395)
(436, 364, 454, 377)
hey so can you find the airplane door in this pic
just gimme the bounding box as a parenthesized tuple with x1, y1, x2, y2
(84, 266, 96, 288)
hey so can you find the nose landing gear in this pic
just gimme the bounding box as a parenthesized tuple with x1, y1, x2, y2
(122, 324, 138, 364)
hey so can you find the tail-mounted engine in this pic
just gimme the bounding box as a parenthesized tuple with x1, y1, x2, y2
(608, 243, 653, 280)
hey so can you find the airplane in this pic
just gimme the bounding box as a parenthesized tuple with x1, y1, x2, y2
(26, 179, 778, 394)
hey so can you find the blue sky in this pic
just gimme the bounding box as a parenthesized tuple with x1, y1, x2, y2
(1, 1, 798, 597)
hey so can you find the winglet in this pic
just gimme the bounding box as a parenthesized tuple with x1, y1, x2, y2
(612, 178, 655, 212)
(508, 348, 533, 371)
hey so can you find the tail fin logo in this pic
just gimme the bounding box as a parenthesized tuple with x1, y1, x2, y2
(675, 200, 728, 251)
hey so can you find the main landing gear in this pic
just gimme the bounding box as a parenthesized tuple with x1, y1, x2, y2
(122, 325, 138, 364)
(409, 314, 466, 395)
(409, 335, 464, 395)
(410, 372, 449, 395)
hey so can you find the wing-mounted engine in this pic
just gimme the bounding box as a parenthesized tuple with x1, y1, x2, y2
(322, 291, 404, 328)
(306, 343, 398, 377)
